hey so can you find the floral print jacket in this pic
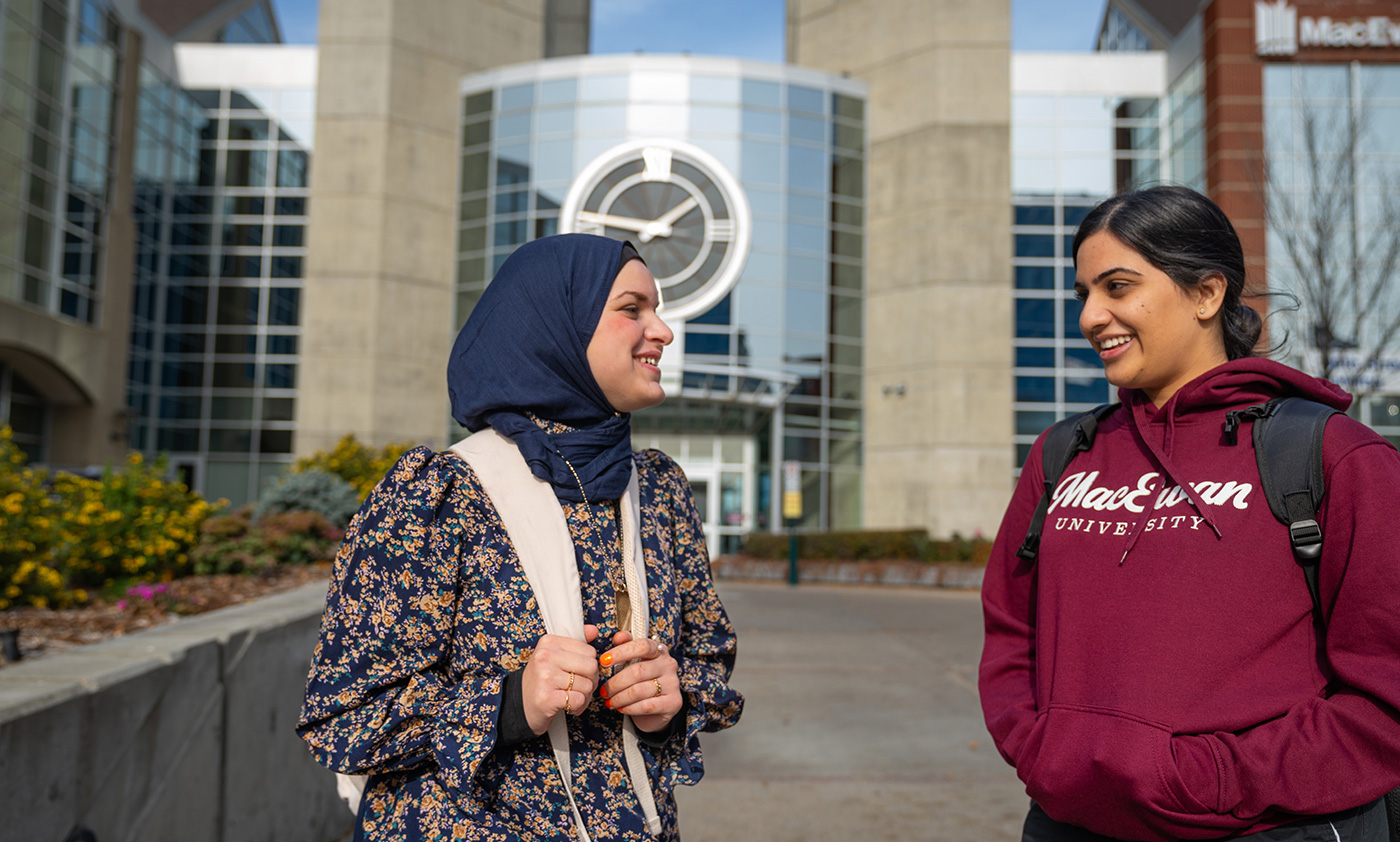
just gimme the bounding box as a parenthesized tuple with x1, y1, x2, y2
(298, 446, 743, 841)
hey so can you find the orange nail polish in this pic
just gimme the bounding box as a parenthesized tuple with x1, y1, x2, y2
(600, 653, 613, 667)
(605, 699, 613, 709)
(600, 685, 609, 700)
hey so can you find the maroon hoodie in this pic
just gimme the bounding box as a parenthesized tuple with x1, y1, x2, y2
(980, 358, 1400, 841)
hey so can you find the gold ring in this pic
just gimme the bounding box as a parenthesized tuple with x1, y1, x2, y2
(652, 678, 663, 697)
(564, 690, 571, 716)
(566, 671, 575, 693)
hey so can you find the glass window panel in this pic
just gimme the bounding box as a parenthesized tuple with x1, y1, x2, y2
(537, 108, 574, 134)
(741, 140, 781, 184)
(580, 75, 627, 101)
(215, 333, 257, 354)
(788, 145, 825, 191)
(461, 151, 489, 193)
(786, 254, 823, 284)
(690, 106, 739, 134)
(263, 397, 295, 421)
(462, 120, 490, 147)
(831, 261, 860, 291)
(157, 427, 201, 452)
(160, 395, 203, 420)
(788, 193, 825, 221)
(535, 139, 573, 183)
(691, 294, 731, 325)
(1065, 377, 1110, 403)
(834, 94, 864, 121)
(579, 104, 625, 133)
(789, 114, 825, 143)
(789, 85, 823, 114)
(1016, 347, 1055, 368)
(830, 369, 860, 402)
(742, 108, 781, 136)
(787, 221, 825, 253)
(832, 231, 861, 259)
(1063, 205, 1093, 227)
(266, 335, 297, 355)
(220, 254, 262, 278)
(224, 149, 267, 186)
(685, 331, 731, 356)
(1015, 265, 1055, 289)
(217, 286, 260, 325)
(1060, 96, 1112, 122)
(497, 111, 531, 138)
(166, 286, 208, 323)
(464, 91, 492, 117)
(1016, 376, 1055, 402)
(786, 286, 826, 333)
(1059, 157, 1113, 196)
(1015, 205, 1054, 226)
(1013, 124, 1055, 155)
(1060, 124, 1112, 154)
(742, 79, 780, 107)
(691, 75, 740, 104)
(1016, 298, 1055, 338)
(274, 196, 305, 216)
(1013, 96, 1056, 121)
(275, 149, 308, 187)
(1063, 297, 1083, 336)
(268, 287, 299, 325)
(1014, 234, 1055, 258)
(831, 341, 861, 368)
(747, 187, 782, 216)
(500, 83, 534, 110)
(1016, 410, 1058, 436)
(540, 78, 576, 105)
(227, 118, 268, 141)
(264, 363, 296, 389)
(1013, 157, 1057, 193)
(211, 396, 254, 420)
(212, 362, 255, 388)
(832, 201, 861, 227)
(831, 293, 861, 338)
(260, 429, 293, 454)
(272, 225, 303, 247)
(209, 428, 253, 453)
(832, 155, 862, 198)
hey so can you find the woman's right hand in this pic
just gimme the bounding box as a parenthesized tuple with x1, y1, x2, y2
(521, 625, 601, 735)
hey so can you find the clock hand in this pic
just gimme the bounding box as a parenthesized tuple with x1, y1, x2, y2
(640, 196, 700, 243)
(577, 211, 653, 234)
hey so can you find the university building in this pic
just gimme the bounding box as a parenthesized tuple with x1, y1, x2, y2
(3, 0, 1398, 549)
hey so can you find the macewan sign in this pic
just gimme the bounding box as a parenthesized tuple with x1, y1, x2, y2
(1255, 0, 1400, 59)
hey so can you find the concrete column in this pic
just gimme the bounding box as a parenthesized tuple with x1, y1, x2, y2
(297, 0, 547, 456)
(788, 0, 1014, 537)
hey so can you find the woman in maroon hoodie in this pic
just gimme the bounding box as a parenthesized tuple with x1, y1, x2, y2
(979, 186, 1400, 842)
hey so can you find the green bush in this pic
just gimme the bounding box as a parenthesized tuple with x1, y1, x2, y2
(740, 529, 991, 563)
(191, 506, 343, 575)
(292, 434, 414, 499)
(0, 427, 216, 609)
(254, 468, 361, 528)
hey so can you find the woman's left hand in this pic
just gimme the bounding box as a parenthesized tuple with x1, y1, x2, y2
(599, 631, 683, 734)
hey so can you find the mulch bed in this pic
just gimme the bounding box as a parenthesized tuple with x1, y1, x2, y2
(0, 563, 332, 668)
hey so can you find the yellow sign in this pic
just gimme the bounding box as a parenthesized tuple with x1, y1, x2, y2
(782, 491, 802, 520)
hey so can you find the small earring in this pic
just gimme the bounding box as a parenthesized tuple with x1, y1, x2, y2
(1199, 308, 1206, 316)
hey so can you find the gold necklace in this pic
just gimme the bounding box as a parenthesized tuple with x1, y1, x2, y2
(558, 454, 631, 634)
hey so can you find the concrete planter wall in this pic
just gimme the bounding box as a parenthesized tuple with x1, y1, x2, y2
(0, 583, 353, 842)
(712, 557, 986, 588)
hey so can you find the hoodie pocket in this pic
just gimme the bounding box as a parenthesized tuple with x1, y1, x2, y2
(1020, 703, 1234, 842)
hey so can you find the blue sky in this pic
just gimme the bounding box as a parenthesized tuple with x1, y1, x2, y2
(269, 0, 1107, 55)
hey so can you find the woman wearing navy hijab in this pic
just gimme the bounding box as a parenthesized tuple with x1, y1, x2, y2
(299, 234, 743, 841)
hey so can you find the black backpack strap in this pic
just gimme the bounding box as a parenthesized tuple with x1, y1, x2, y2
(1250, 397, 1339, 623)
(1017, 403, 1118, 562)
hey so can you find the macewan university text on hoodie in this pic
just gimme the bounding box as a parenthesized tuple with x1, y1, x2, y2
(979, 358, 1400, 842)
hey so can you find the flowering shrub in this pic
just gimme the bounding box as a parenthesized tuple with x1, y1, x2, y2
(0, 427, 218, 610)
(292, 434, 414, 499)
(191, 507, 343, 575)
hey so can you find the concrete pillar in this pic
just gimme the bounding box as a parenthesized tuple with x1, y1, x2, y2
(788, 0, 1014, 537)
(297, 0, 548, 456)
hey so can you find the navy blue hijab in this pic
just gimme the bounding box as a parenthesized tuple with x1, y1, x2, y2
(448, 234, 640, 503)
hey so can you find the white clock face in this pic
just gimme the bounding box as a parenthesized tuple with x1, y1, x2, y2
(560, 139, 751, 322)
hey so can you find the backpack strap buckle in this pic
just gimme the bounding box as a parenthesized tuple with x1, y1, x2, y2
(1288, 518, 1323, 561)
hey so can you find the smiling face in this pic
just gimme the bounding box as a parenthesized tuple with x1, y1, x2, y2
(587, 259, 674, 413)
(1074, 231, 1228, 407)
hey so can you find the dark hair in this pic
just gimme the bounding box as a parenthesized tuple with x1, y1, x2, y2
(1071, 185, 1262, 360)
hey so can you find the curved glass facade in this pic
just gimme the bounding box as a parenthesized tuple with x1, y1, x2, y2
(457, 56, 867, 551)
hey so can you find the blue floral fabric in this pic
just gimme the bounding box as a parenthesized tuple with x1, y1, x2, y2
(298, 445, 743, 841)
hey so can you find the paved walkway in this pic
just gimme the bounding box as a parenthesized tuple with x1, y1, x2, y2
(674, 582, 1029, 842)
